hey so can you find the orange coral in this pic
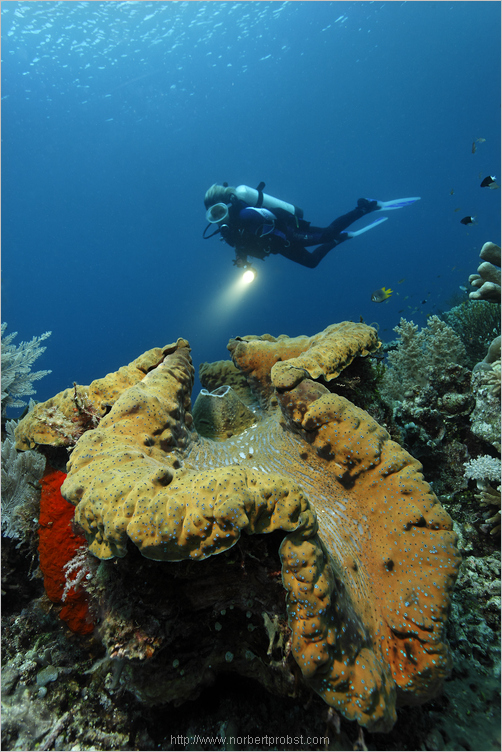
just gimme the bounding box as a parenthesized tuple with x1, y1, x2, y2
(228, 322, 380, 400)
(15, 345, 175, 450)
(227, 332, 310, 400)
(38, 468, 94, 635)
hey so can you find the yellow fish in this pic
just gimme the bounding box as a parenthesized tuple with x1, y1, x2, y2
(371, 286, 393, 303)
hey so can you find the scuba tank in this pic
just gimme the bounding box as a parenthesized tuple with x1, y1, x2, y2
(238, 206, 276, 237)
(234, 182, 303, 219)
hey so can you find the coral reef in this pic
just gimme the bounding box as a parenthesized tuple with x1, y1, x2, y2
(4, 320, 502, 751)
(2, 577, 499, 752)
(1, 324, 51, 417)
(15, 323, 460, 733)
(456, 246, 502, 541)
(369, 286, 501, 743)
(378, 307, 500, 529)
(383, 361, 474, 496)
(463, 243, 501, 403)
(378, 306, 499, 505)
(469, 241, 501, 303)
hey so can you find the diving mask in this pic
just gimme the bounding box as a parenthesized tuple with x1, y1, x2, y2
(206, 202, 230, 224)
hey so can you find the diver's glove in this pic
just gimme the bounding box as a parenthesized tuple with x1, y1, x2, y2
(233, 256, 247, 268)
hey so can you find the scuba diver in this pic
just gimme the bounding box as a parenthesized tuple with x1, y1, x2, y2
(203, 182, 420, 270)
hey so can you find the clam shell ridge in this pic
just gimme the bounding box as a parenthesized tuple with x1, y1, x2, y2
(55, 323, 459, 732)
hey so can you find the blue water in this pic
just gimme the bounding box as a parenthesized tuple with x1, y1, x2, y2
(2, 1, 500, 406)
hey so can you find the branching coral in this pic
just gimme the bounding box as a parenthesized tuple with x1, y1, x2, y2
(381, 316, 466, 403)
(470, 363, 501, 451)
(475, 485, 501, 536)
(464, 455, 501, 483)
(1, 324, 51, 416)
(441, 301, 501, 370)
(485, 360, 501, 397)
(464, 456, 501, 536)
(61, 545, 94, 603)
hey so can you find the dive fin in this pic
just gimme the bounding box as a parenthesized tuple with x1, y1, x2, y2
(376, 196, 421, 211)
(346, 216, 388, 238)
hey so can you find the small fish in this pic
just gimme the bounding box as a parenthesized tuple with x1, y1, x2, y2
(454, 207, 461, 212)
(449, 189, 454, 195)
(371, 286, 393, 303)
(398, 278, 406, 284)
(421, 300, 427, 304)
(476, 137, 486, 143)
(480, 175, 499, 189)
(459, 285, 468, 292)
(460, 216, 476, 225)
(472, 141, 477, 154)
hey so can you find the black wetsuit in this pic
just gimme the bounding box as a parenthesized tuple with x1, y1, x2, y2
(212, 198, 377, 269)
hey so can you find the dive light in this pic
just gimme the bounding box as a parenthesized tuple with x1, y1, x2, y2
(242, 266, 256, 284)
